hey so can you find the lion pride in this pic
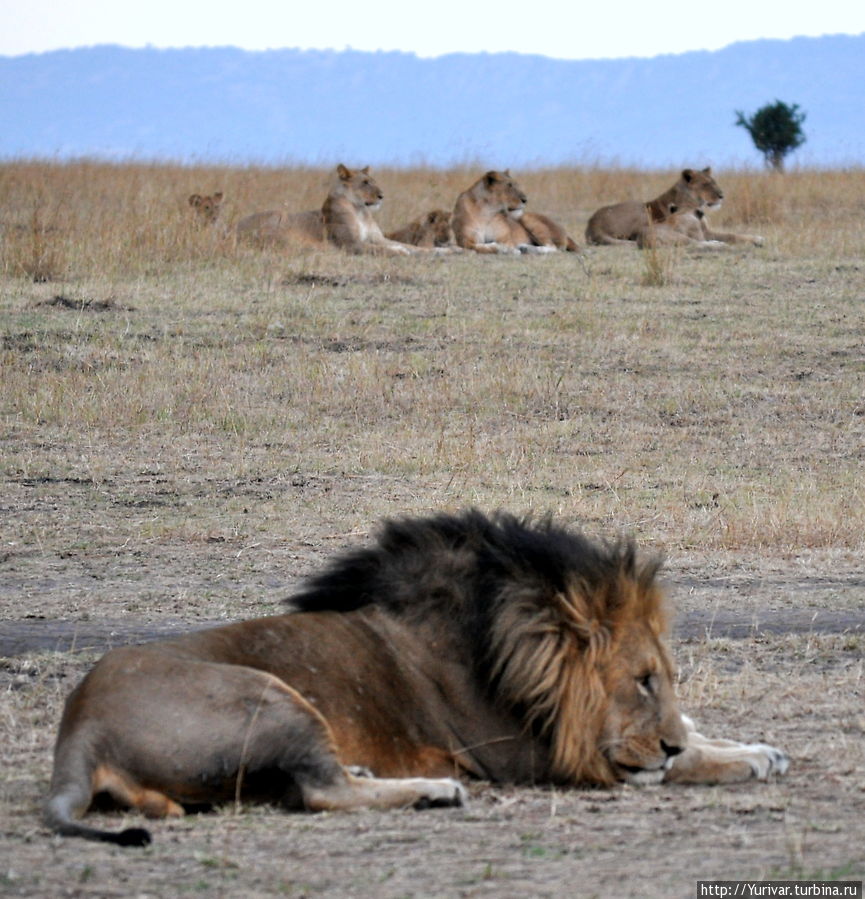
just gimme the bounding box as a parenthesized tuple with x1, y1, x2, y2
(45, 510, 787, 846)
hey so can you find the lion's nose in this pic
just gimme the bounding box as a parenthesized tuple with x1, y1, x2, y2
(661, 740, 683, 758)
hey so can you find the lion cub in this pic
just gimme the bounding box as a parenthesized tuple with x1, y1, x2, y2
(386, 209, 458, 249)
(188, 192, 224, 225)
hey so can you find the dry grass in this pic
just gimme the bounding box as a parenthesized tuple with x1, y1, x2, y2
(1, 160, 864, 896)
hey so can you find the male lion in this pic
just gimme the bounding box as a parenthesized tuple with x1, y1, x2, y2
(45, 510, 788, 846)
(452, 171, 579, 254)
(586, 167, 762, 247)
(236, 165, 429, 256)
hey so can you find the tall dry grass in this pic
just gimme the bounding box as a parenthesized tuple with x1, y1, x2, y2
(4, 161, 864, 281)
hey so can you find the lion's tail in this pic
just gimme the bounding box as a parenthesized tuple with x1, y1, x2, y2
(565, 236, 580, 252)
(44, 743, 151, 847)
(45, 790, 152, 846)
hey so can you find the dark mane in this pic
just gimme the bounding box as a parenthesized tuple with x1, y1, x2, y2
(288, 509, 661, 622)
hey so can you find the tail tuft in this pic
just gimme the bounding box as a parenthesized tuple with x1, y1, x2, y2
(113, 827, 152, 847)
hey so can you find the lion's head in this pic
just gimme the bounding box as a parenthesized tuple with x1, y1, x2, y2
(421, 209, 456, 247)
(334, 164, 384, 211)
(478, 170, 528, 215)
(482, 528, 686, 786)
(188, 192, 223, 224)
(678, 167, 724, 212)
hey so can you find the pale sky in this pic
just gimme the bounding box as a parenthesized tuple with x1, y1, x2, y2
(2, 0, 864, 60)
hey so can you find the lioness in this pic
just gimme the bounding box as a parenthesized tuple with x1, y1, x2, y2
(586, 167, 761, 246)
(188, 192, 223, 225)
(45, 510, 788, 846)
(452, 171, 579, 254)
(386, 209, 457, 248)
(236, 208, 325, 246)
(236, 165, 426, 255)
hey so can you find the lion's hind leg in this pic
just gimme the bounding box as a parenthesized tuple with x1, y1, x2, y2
(92, 765, 186, 819)
(664, 714, 789, 784)
(300, 770, 467, 812)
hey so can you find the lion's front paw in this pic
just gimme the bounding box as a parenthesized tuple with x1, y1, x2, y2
(412, 778, 467, 809)
(746, 743, 789, 779)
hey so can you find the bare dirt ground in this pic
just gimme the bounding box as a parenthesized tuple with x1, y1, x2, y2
(2, 163, 865, 896)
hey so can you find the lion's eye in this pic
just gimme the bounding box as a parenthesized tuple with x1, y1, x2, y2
(637, 674, 654, 696)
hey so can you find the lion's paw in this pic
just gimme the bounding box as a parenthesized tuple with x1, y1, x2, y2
(412, 778, 467, 809)
(746, 743, 790, 779)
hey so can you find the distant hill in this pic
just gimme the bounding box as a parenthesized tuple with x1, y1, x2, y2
(1, 35, 863, 168)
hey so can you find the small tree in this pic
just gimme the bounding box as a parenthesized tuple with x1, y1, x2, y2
(735, 100, 806, 172)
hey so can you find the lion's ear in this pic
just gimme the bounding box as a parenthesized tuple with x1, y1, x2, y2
(682, 169, 695, 181)
(188, 194, 202, 207)
(337, 164, 351, 180)
(361, 166, 370, 175)
(504, 169, 511, 177)
(484, 171, 497, 186)
(702, 166, 712, 175)
(213, 192, 223, 203)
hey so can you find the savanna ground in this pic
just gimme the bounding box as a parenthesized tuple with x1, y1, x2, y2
(1, 161, 864, 897)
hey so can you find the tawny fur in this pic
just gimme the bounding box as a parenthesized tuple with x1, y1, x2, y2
(236, 165, 428, 255)
(188, 192, 223, 225)
(386, 209, 458, 248)
(452, 171, 578, 255)
(585, 167, 762, 247)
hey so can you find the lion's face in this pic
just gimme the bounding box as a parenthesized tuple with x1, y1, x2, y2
(681, 167, 724, 211)
(599, 622, 687, 785)
(336, 164, 384, 211)
(482, 170, 528, 214)
(188, 192, 223, 224)
(424, 209, 456, 246)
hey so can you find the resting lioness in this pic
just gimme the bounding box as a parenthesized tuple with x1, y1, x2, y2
(236, 208, 325, 246)
(585, 168, 762, 247)
(452, 171, 579, 255)
(236, 165, 427, 256)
